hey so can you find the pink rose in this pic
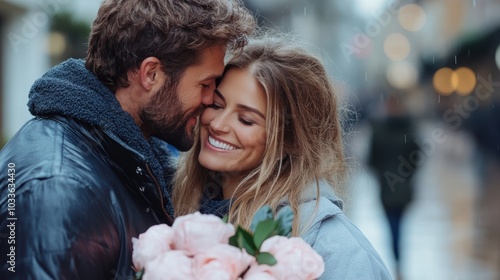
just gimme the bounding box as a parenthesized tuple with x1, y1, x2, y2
(242, 269, 276, 280)
(142, 250, 194, 280)
(246, 236, 324, 280)
(132, 224, 174, 270)
(192, 244, 254, 280)
(172, 212, 235, 255)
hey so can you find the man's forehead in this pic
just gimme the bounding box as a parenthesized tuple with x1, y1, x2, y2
(196, 45, 227, 64)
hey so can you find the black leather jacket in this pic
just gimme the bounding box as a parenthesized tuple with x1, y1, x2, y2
(0, 116, 173, 279)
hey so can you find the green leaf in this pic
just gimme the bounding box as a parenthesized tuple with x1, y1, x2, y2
(253, 219, 278, 248)
(239, 228, 257, 255)
(275, 206, 294, 237)
(228, 232, 238, 247)
(228, 226, 245, 247)
(250, 205, 274, 232)
(256, 252, 277, 266)
(229, 226, 257, 256)
(222, 214, 229, 223)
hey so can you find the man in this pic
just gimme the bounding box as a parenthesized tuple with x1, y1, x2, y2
(0, 0, 255, 278)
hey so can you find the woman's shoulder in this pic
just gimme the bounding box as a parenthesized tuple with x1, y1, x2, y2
(306, 212, 392, 279)
(298, 180, 378, 258)
(303, 203, 382, 260)
(299, 182, 392, 279)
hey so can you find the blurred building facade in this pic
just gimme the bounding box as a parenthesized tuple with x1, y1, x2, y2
(0, 0, 97, 143)
(1, 0, 51, 142)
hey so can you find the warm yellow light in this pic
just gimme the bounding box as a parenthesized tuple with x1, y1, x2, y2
(433, 67, 476, 95)
(398, 4, 427, 32)
(433, 67, 455, 95)
(384, 33, 411, 61)
(452, 67, 476, 96)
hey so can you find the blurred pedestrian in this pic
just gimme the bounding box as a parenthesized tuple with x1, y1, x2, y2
(368, 94, 420, 279)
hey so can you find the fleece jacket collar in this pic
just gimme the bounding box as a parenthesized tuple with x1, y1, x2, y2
(28, 58, 175, 216)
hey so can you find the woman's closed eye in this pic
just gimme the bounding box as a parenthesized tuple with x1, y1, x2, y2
(238, 117, 255, 126)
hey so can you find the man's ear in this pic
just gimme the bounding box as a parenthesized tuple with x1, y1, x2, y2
(138, 57, 164, 92)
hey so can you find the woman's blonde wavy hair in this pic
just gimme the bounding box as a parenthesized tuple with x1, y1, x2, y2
(173, 35, 347, 236)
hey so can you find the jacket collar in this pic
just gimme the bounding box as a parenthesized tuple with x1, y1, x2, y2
(278, 179, 343, 210)
(299, 179, 344, 210)
(28, 59, 175, 216)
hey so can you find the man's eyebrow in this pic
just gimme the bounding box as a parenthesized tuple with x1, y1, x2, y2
(201, 74, 222, 81)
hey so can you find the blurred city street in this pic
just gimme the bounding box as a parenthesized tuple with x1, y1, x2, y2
(348, 121, 498, 280)
(1, 0, 500, 279)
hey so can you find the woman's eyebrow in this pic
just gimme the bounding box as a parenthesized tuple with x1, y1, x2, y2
(214, 88, 265, 120)
(214, 88, 225, 101)
(237, 104, 265, 120)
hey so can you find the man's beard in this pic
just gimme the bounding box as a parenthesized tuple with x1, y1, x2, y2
(139, 82, 199, 152)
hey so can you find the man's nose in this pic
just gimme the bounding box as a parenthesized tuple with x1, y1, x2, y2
(201, 85, 215, 106)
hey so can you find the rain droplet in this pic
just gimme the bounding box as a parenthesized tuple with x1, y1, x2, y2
(365, 72, 368, 82)
(304, 6, 307, 16)
(404, 134, 407, 143)
(455, 55, 457, 64)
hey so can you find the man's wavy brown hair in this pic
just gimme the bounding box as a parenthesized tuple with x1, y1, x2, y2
(85, 0, 256, 92)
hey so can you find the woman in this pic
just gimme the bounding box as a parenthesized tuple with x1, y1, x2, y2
(173, 36, 392, 279)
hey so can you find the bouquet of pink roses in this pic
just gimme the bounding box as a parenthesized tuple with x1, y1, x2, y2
(131, 206, 324, 280)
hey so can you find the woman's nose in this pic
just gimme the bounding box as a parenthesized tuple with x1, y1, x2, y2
(210, 112, 230, 133)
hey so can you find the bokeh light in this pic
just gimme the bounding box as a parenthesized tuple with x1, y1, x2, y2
(383, 33, 411, 61)
(386, 61, 418, 89)
(398, 4, 427, 32)
(452, 67, 476, 96)
(433, 67, 455, 95)
(433, 67, 476, 95)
